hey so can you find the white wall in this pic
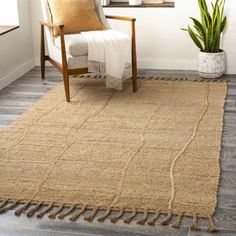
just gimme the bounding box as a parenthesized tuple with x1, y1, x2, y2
(0, 0, 35, 90)
(223, 0, 236, 74)
(0, 0, 19, 25)
(31, 0, 236, 74)
(30, 0, 45, 68)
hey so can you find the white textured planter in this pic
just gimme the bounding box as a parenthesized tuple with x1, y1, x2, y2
(198, 51, 226, 79)
(101, 0, 110, 6)
(129, 0, 142, 5)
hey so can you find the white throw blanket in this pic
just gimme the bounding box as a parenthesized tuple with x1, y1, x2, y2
(81, 30, 132, 90)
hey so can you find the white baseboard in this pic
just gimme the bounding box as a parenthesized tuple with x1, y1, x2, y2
(35, 57, 234, 74)
(35, 57, 197, 70)
(0, 59, 36, 90)
(137, 58, 197, 71)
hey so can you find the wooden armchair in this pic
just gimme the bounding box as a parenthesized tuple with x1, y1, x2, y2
(40, 0, 137, 102)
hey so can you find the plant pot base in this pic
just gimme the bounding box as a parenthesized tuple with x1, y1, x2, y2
(199, 72, 224, 79)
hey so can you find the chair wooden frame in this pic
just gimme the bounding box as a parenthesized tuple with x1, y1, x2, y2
(40, 16, 137, 102)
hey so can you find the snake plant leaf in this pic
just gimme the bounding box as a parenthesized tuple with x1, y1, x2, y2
(221, 0, 226, 20)
(220, 16, 227, 32)
(183, 0, 227, 53)
(193, 27, 204, 41)
(190, 17, 206, 41)
(199, 0, 212, 26)
(198, 0, 208, 28)
(207, 24, 213, 52)
(212, 23, 221, 52)
(188, 26, 203, 51)
(212, 0, 220, 26)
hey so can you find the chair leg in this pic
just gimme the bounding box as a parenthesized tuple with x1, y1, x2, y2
(41, 59, 45, 80)
(131, 21, 137, 92)
(131, 52, 137, 92)
(132, 68, 137, 92)
(63, 70, 70, 102)
(40, 24, 45, 80)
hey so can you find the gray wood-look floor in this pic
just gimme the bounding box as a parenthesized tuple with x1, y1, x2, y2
(0, 67, 235, 236)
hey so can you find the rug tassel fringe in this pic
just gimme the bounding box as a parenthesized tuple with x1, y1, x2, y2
(0, 200, 19, 214)
(142, 76, 229, 83)
(208, 215, 218, 233)
(171, 213, 184, 229)
(161, 211, 173, 225)
(69, 205, 87, 222)
(36, 202, 54, 219)
(84, 207, 98, 222)
(147, 210, 160, 226)
(97, 207, 111, 222)
(27, 202, 43, 218)
(15, 201, 31, 216)
(48, 204, 65, 219)
(110, 208, 124, 223)
(137, 209, 148, 225)
(190, 213, 201, 231)
(0, 199, 9, 209)
(123, 209, 137, 224)
(139, 77, 228, 83)
(58, 205, 76, 220)
(0, 199, 219, 234)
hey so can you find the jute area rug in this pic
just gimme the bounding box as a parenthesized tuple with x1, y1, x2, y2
(0, 77, 227, 232)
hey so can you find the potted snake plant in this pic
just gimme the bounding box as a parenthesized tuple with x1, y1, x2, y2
(183, 0, 227, 78)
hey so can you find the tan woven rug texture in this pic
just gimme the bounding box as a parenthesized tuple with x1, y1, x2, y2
(0, 78, 227, 231)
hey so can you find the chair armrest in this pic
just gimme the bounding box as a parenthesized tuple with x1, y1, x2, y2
(105, 15, 136, 22)
(40, 20, 64, 29)
(40, 20, 68, 69)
